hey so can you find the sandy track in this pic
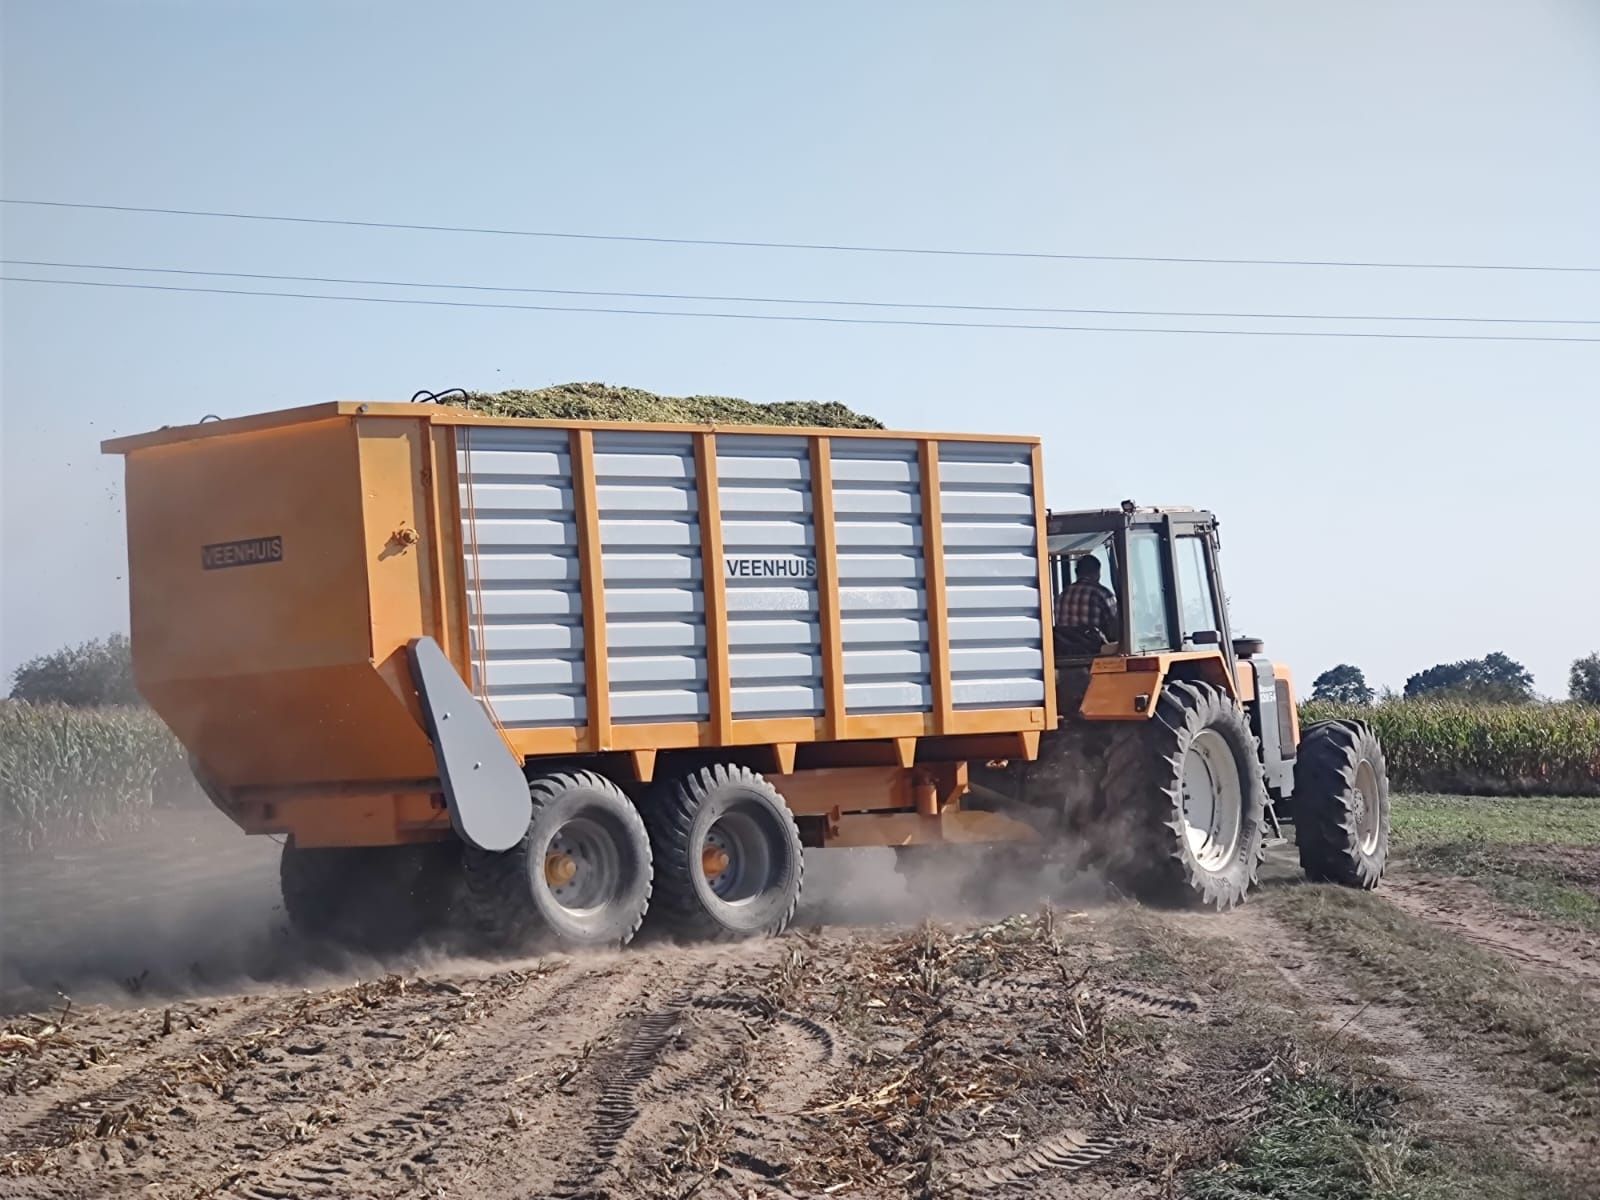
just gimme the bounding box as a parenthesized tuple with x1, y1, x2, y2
(5, 822, 1597, 1197)
(1381, 873, 1600, 991)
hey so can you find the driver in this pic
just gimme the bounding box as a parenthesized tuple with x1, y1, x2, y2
(1055, 555, 1118, 639)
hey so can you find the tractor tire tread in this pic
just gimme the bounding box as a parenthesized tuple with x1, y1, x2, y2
(1295, 720, 1388, 889)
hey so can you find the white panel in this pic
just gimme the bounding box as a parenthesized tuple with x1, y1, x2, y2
(718, 434, 823, 718)
(595, 431, 711, 725)
(833, 440, 931, 714)
(938, 441, 1046, 711)
(459, 427, 585, 729)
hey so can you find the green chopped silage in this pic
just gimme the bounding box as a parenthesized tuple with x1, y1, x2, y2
(440, 381, 882, 429)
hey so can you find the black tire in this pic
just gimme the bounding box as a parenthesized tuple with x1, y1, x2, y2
(280, 840, 455, 952)
(1099, 681, 1267, 910)
(462, 771, 652, 951)
(643, 764, 803, 941)
(1295, 720, 1389, 889)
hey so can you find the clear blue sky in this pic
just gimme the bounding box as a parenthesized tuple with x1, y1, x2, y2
(3, 1, 1598, 696)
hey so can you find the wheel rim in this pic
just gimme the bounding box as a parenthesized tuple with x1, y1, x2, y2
(1353, 759, 1382, 854)
(700, 806, 778, 906)
(1179, 729, 1244, 871)
(542, 816, 623, 913)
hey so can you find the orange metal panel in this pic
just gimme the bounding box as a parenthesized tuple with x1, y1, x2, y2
(919, 440, 953, 734)
(444, 426, 476, 685)
(148, 664, 436, 786)
(1234, 660, 1257, 703)
(1275, 663, 1302, 746)
(506, 725, 592, 759)
(809, 435, 847, 739)
(570, 429, 612, 752)
(357, 417, 434, 726)
(694, 433, 734, 744)
(771, 767, 912, 815)
(1030, 443, 1058, 731)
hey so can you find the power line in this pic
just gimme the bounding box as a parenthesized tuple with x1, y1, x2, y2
(6, 257, 1596, 327)
(6, 197, 1599, 275)
(6, 273, 1600, 342)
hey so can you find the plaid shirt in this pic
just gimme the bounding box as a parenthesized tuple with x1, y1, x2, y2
(1055, 581, 1118, 634)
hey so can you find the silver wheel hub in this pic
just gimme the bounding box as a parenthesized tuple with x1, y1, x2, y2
(701, 809, 776, 906)
(1179, 729, 1244, 871)
(1353, 759, 1382, 854)
(543, 816, 622, 913)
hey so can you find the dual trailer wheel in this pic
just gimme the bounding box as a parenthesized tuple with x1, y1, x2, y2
(282, 764, 804, 952)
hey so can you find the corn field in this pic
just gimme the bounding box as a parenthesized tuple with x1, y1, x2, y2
(0, 701, 199, 849)
(1302, 699, 1600, 796)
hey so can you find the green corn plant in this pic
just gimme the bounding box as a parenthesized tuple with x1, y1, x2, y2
(1301, 699, 1600, 796)
(0, 701, 197, 849)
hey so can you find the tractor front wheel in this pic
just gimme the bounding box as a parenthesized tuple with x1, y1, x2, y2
(1099, 681, 1267, 910)
(1294, 721, 1390, 889)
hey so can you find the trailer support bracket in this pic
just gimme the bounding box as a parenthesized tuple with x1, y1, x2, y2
(407, 636, 530, 852)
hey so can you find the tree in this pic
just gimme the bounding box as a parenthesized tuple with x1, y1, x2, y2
(8, 634, 139, 707)
(1572, 653, 1600, 706)
(1403, 650, 1536, 705)
(1310, 664, 1374, 706)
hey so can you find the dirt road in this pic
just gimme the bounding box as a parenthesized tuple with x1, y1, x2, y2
(3, 812, 1598, 1198)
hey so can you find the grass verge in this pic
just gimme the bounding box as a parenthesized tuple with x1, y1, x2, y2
(1081, 907, 1571, 1199)
(1265, 886, 1600, 1118)
(1185, 1073, 1444, 1200)
(1391, 793, 1600, 929)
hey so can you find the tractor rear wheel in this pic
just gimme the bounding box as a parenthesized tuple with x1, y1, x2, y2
(280, 840, 455, 951)
(462, 771, 653, 951)
(1099, 681, 1266, 910)
(644, 764, 803, 941)
(1295, 721, 1390, 888)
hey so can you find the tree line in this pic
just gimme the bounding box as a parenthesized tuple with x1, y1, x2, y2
(1312, 652, 1600, 707)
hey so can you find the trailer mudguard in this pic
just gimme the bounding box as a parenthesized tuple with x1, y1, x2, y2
(407, 636, 531, 852)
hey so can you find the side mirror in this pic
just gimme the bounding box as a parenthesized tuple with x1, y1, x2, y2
(1190, 629, 1222, 645)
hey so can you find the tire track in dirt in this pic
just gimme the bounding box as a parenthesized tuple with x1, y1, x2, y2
(1174, 898, 1580, 1172)
(1382, 875, 1600, 991)
(220, 963, 587, 1199)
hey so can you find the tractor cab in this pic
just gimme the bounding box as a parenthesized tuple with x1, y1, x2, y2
(1044, 505, 1298, 801)
(1045, 505, 1235, 662)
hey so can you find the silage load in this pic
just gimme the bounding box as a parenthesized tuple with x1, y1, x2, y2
(441, 382, 881, 429)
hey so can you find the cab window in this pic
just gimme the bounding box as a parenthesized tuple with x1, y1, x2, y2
(1176, 535, 1219, 640)
(1127, 529, 1174, 652)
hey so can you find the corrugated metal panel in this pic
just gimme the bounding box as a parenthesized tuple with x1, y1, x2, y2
(593, 431, 711, 724)
(718, 435, 823, 718)
(833, 440, 932, 714)
(938, 442, 1045, 710)
(458, 427, 586, 728)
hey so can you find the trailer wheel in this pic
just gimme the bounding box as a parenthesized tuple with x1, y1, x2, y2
(644, 764, 803, 941)
(280, 840, 453, 952)
(462, 771, 652, 951)
(1295, 720, 1389, 889)
(1099, 681, 1266, 910)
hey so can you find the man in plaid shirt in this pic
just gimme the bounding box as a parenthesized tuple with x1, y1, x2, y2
(1055, 556, 1119, 640)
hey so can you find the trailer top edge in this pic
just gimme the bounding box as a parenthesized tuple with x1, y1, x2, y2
(100, 402, 1044, 455)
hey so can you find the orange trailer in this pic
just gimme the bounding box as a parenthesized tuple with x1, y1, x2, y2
(104, 403, 1055, 947)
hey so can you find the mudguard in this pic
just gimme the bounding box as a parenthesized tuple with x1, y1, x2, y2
(407, 636, 531, 852)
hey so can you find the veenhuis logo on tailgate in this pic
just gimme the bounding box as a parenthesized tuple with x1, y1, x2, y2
(723, 555, 817, 579)
(202, 536, 284, 570)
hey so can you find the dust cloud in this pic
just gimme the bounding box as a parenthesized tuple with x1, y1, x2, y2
(0, 806, 1115, 1015)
